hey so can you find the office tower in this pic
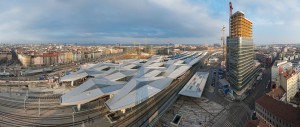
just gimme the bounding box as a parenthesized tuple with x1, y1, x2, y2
(226, 11, 255, 94)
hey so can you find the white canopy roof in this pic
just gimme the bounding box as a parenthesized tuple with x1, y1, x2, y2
(60, 72, 88, 82)
(61, 78, 125, 105)
(80, 63, 97, 69)
(179, 72, 209, 98)
(60, 51, 208, 110)
(105, 52, 208, 111)
(105, 77, 173, 111)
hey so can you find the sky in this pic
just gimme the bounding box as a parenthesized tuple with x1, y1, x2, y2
(0, 0, 299, 44)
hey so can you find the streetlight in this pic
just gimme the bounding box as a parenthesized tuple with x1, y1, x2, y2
(23, 96, 26, 111)
(39, 98, 41, 117)
(72, 107, 76, 127)
(73, 111, 75, 127)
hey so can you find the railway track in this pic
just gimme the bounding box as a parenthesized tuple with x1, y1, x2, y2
(0, 108, 108, 127)
(0, 99, 69, 110)
(0, 98, 109, 127)
(112, 61, 201, 127)
(0, 106, 105, 120)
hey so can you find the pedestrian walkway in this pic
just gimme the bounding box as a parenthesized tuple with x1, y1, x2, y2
(212, 103, 251, 127)
(155, 96, 225, 127)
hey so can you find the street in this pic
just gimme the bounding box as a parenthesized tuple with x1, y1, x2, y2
(202, 53, 272, 127)
(243, 67, 271, 110)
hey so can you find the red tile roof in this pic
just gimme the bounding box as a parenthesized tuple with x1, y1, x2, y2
(42, 53, 58, 57)
(244, 119, 269, 127)
(256, 95, 300, 127)
(244, 120, 259, 127)
(266, 86, 285, 100)
(282, 69, 296, 80)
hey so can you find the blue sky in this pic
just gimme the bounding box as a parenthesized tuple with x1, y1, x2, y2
(0, 0, 299, 44)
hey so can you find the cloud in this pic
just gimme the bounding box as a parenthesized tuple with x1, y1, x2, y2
(0, 0, 299, 44)
(232, 0, 300, 44)
(0, 0, 228, 43)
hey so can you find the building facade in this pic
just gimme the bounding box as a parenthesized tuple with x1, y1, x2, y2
(17, 54, 31, 67)
(226, 11, 255, 93)
(255, 95, 300, 127)
(0, 52, 12, 64)
(65, 52, 73, 63)
(279, 70, 298, 102)
(58, 53, 66, 64)
(32, 56, 43, 65)
(271, 61, 293, 83)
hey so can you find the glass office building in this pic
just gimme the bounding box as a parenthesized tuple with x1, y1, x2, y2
(226, 11, 256, 93)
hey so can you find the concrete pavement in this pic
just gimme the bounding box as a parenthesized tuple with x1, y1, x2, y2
(243, 67, 271, 110)
(201, 57, 273, 126)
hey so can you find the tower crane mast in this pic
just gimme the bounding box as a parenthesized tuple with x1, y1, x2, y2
(221, 26, 226, 66)
(229, 0, 233, 16)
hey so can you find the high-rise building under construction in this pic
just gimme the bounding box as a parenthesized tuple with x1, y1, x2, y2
(226, 11, 255, 94)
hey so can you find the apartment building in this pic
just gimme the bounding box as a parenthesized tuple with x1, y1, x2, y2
(255, 95, 300, 127)
(279, 70, 299, 102)
(271, 61, 293, 83)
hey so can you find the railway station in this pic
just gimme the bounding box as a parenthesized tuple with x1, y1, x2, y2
(0, 51, 209, 127)
(60, 51, 207, 112)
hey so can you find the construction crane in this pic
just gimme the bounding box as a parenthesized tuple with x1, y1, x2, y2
(133, 41, 141, 60)
(229, 0, 233, 16)
(229, 0, 233, 37)
(221, 26, 226, 66)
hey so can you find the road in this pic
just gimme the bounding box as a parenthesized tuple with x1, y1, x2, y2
(202, 58, 230, 107)
(243, 67, 271, 110)
(202, 54, 273, 127)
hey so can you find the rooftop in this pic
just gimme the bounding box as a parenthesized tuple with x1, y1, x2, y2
(243, 119, 269, 127)
(256, 95, 300, 126)
(266, 86, 285, 100)
(60, 51, 208, 111)
(232, 11, 245, 16)
(282, 69, 296, 80)
(179, 71, 209, 98)
(273, 60, 288, 67)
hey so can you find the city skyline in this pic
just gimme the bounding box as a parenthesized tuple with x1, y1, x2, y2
(0, 0, 300, 44)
